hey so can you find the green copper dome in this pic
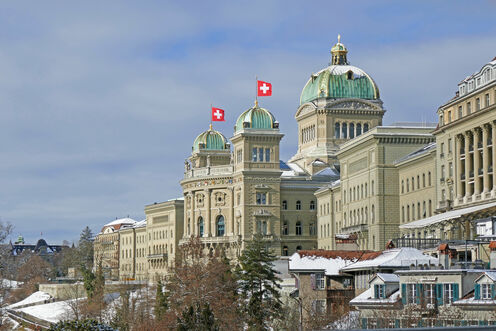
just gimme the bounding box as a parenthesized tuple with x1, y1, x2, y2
(192, 125, 230, 152)
(235, 102, 278, 133)
(300, 37, 380, 105)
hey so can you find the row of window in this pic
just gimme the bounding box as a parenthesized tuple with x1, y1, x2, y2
(334, 122, 370, 139)
(401, 172, 432, 194)
(401, 200, 433, 223)
(459, 67, 494, 96)
(252, 147, 271, 162)
(281, 220, 315, 236)
(402, 283, 458, 305)
(282, 200, 315, 210)
(442, 90, 496, 125)
(344, 182, 371, 203)
(301, 125, 316, 144)
(342, 205, 374, 228)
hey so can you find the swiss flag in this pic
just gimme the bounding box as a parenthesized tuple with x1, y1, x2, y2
(211, 107, 225, 121)
(257, 80, 272, 96)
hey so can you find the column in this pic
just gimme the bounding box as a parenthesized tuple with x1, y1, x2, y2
(191, 193, 197, 237)
(229, 188, 234, 236)
(493, 122, 496, 195)
(473, 128, 481, 197)
(205, 189, 211, 236)
(456, 135, 463, 201)
(482, 125, 490, 195)
(464, 131, 471, 202)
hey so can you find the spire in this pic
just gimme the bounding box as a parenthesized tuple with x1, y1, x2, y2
(331, 34, 348, 65)
(254, 99, 259, 108)
(209, 123, 213, 130)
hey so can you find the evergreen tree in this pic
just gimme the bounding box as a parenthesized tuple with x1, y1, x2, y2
(176, 302, 218, 331)
(235, 234, 282, 330)
(78, 226, 94, 269)
(155, 278, 169, 320)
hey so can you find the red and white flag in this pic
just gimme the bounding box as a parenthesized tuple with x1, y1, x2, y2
(257, 80, 272, 96)
(211, 107, 225, 121)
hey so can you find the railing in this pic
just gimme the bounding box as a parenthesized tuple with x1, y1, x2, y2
(184, 165, 233, 179)
(392, 238, 441, 250)
(341, 224, 368, 234)
(147, 253, 167, 260)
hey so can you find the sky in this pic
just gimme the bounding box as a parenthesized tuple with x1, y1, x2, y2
(0, 1, 495, 244)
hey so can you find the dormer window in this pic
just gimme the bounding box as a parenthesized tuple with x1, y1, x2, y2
(374, 284, 386, 299)
(347, 70, 354, 80)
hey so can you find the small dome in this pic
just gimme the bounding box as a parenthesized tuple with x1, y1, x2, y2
(235, 101, 278, 133)
(192, 124, 230, 152)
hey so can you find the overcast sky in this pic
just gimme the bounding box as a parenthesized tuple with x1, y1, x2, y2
(1, 1, 495, 244)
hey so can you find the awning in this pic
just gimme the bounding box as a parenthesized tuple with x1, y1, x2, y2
(399, 201, 496, 229)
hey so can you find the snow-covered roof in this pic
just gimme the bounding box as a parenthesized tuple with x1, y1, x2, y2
(349, 287, 401, 305)
(288, 250, 369, 276)
(476, 271, 496, 282)
(313, 166, 339, 177)
(7, 291, 52, 309)
(400, 201, 496, 229)
(372, 273, 399, 283)
(340, 248, 437, 272)
(104, 217, 137, 227)
(281, 161, 308, 177)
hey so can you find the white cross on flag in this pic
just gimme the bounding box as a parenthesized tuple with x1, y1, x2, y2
(257, 80, 272, 96)
(211, 107, 225, 122)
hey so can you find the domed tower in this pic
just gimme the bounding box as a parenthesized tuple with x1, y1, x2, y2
(290, 35, 385, 174)
(188, 124, 231, 169)
(231, 101, 284, 254)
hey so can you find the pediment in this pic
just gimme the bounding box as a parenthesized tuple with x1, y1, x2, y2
(326, 99, 383, 111)
(295, 103, 317, 118)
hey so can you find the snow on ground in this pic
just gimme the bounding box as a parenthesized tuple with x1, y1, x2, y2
(16, 299, 76, 323)
(1, 316, 21, 330)
(328, 311, 360, 330)
(7, 291, 52, 309)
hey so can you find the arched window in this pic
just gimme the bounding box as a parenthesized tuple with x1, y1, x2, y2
(335, 122, 341, 138)
(364, 123, 369, 132)
(356, 123, 362, 136)
(371, 180, 375, 195)
(365, 183, 368, 197)
(428, 172, 432, 186)
(216, 215, 225, 236)
(310, 200, 315, 210)
(296, 200, 301, 210)
(423, 173, 426, 187)
(283, 246, 289, 256)
(282, 221, 288, 235)
(407, 205, 410, 221)
(349, 123, 355, 139)
(365, 207, 368, 222)
(402, 206, 405, 223)
(198, 217, 204, 237)
(371, 205, 375, 223)
(282, 200, 287, 210)
(296, 221, 302, 235)
(342, 123, 348, 139)
(401, 180, 404, 193)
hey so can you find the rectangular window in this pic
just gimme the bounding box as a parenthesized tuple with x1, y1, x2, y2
(315, 273, 325, 290)
(476, 98, 481, 111)
(424, 284, 435, 305)
(467, 102, 472, 114)
(259, 148, 264, 162)
(444, 284, 454, 304)
(486, 93, 490, 107)
(407, 284, 417, 304)
(482, 284, 491, 299)
(377, 284, 385, 298)
(265, 148, 270, 162)
(252, 148, 257, 162)
(448, 138, 452, 153)
(312, 300, 326, 314)
(256, 192, 266, 205)
(458, 106, 463, 119)
(449, 162, 453, 177)
(441, 165, 445, 180)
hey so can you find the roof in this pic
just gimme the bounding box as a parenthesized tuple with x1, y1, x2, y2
(192, 125, 230, 152)
(394, 142, 436, 164)
(103, 217, 136, 228)
(288, 250, 373, 276)
(475, 271, 496, 282)
(235, 104, 277, 133)
(489, 241, 496, 249)
(400, 201, 496, 229)
(372, 273, 399, 283)
(281, 161, 307, 177)
(340, 247, 437, 272)
(300, 64, 380, 105)
(349, 288, 401, 305)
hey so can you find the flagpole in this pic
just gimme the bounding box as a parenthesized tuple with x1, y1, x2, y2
(255, 76, 258, 107)
(210, 103, 212, 129)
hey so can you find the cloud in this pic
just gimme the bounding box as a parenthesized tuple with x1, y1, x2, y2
(0, 1, 495, 243)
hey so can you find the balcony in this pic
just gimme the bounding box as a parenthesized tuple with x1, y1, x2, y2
(340, 224, 368, 234)
(147, 253, 167, 261)
(184, 165, 233, 179)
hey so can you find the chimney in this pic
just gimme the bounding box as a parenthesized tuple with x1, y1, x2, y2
(489, 241, 496, 269)
(438, 243, 452, 269)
